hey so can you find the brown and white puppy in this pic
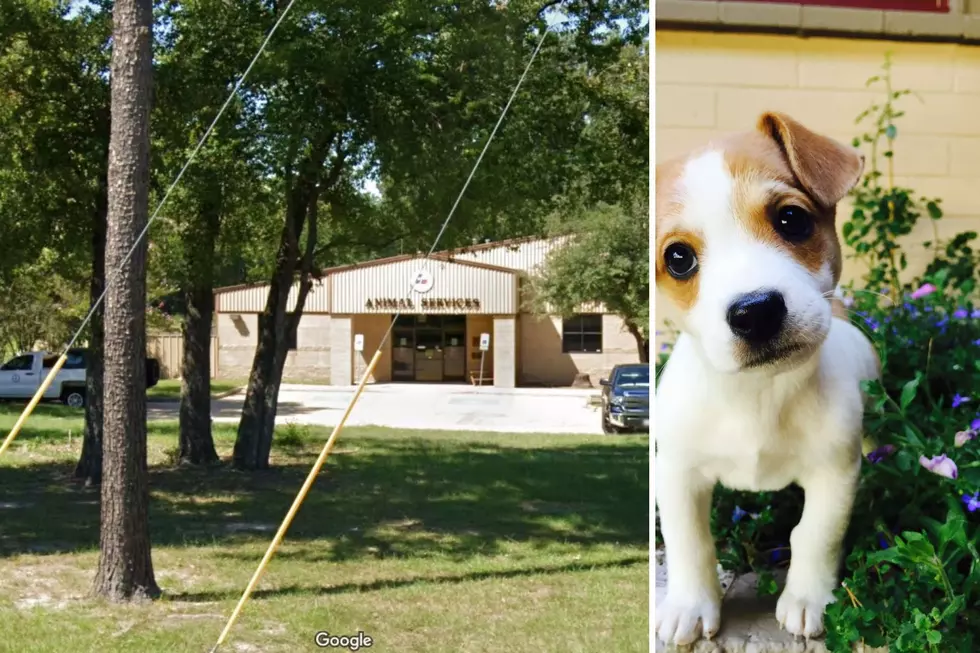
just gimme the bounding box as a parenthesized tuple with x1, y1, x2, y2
(654, 112, 879, 645)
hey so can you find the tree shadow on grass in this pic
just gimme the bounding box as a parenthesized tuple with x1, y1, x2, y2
(0, 400, 323, 426)
(0, 432, 648, 562)
(169, 555, 649, 603)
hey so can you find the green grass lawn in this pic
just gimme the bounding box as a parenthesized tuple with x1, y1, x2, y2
(0, 405, 649, 653)
(145, 379, 245, 401)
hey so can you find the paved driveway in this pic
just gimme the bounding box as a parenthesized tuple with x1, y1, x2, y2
(149, 383, 606, 434)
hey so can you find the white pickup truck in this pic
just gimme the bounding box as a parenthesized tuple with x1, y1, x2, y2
(0, 349, 160, 408)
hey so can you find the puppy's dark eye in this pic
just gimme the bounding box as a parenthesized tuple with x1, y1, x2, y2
(774, 206, 814, 242)
(664, 243, 698, 280)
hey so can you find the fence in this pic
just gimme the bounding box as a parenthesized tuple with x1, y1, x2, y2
(147, 332, 218, 380)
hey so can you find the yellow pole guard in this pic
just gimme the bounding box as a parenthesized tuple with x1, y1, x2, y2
(0, 353, 69, 459)
(210, 347, 383, 653)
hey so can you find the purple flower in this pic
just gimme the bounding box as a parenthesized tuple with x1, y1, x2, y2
(963, 492, 980, 513)
(877, 533, 890, 549)
(864, 317, 880, 331)
(972, 309, 980, 319)
(867, 444, 896, 464)
(972, 417, 980, 431)
(660, 343, 670, 352)
(919, 454, 958, 479)
(910, 283, 937, 299)
(769, 548, 789, 563)
(955, 430, 976, 448)
(955, 308, 969, 319)
(953, 394, 971, 408)
(974, 339, 980, 346)
(732, 506, 748, 523)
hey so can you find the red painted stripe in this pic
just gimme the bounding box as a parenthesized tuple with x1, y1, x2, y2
(695, 0, 948, 12)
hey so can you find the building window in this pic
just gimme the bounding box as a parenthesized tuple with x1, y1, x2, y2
(259, 313, 298, 351)
(562, 314, 603, 353)
(720, 0, 948, 12)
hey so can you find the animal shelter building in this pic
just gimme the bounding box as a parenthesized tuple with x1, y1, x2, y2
(212, 237, 642, 388)
(655, 0, 980, 346)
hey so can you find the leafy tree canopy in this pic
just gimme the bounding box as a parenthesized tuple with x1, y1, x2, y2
(531, 188, 649, 360)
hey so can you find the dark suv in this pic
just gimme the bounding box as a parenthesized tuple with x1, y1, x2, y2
(599, 363, 650, 434)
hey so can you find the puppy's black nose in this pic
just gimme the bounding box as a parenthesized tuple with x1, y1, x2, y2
(727, 290, 787, 344)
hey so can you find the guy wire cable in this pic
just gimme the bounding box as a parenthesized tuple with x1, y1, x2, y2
(209, 19, 564, 652)
(0, 0, 300, 458)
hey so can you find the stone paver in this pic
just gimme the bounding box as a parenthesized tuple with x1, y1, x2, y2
(655, 552, 885, 653)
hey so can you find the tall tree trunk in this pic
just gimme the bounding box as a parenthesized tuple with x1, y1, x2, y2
(93, 0, 159, 601)
(178, 200, 220, 466)
(233, 224, 300, 471)
(74, 174, 107, 485)
(179, 284, 218, 465)
(254, 197, 318, 467)
(625, 319, 649, 363)
(233, 143, 338, 471)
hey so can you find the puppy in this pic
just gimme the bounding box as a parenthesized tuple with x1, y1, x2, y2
(654, 112, 880, 646)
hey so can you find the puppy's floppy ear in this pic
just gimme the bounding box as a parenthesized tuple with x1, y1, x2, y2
(757, 111, 864, 208)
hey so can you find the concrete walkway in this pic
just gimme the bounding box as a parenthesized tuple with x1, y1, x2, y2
(148, 383, 607, 434)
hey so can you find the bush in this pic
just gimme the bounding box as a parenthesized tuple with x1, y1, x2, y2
(823, 287, 980, 653)
(655, 55, 980, 653)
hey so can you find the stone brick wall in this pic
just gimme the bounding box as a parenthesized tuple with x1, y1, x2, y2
(518, 313, 642, 387)
(215, 312, 332, 382)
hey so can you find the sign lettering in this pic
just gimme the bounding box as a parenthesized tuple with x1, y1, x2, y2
(364, 297, 481, 310)
(421, 298, 480, 310)
(364, 298, 415, 310)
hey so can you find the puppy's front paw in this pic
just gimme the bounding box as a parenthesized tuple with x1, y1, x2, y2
(656, 593, 721, 646)
(776, 583, 835, 638)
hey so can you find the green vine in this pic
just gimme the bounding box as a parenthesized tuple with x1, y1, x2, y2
(842, 53, 945, 301)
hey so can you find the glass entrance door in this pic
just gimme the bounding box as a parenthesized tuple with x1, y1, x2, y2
(414, 328, 444, 382)
(392, 317, 415, 381)
(442, 315, 466, 381)
(389, 314, 467, 382)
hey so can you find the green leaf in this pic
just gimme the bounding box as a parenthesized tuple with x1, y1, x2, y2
(868, 547, 901, 564)
(900, 376, 921, 412)
(926, 630, 942, 645)
(755, 570, 779, 597)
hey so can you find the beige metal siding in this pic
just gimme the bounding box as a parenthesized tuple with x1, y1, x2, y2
(215, 280, 330, 314)
(452, 237, 569, 273)
(537, 300, 607, 314)
(330, 258, 517, 315)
